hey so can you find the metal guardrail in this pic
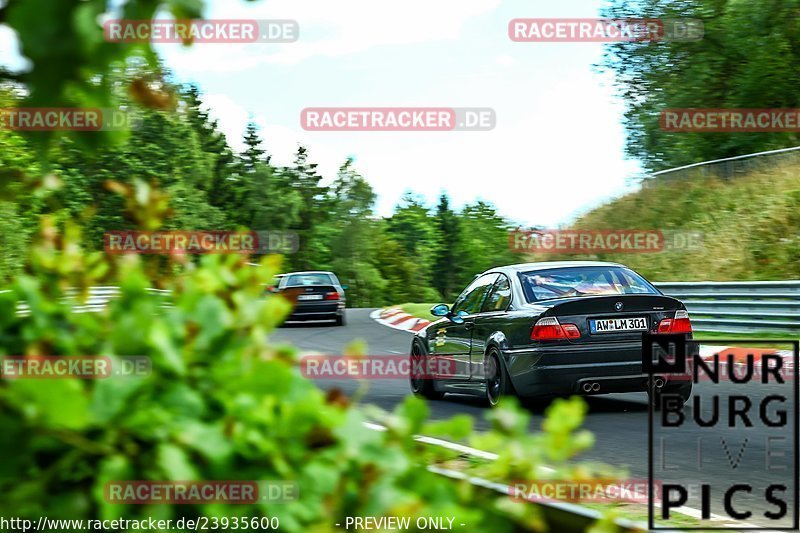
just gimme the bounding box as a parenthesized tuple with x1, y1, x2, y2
(649, 144, 800, 181)
(9, 287, 172, 316)
(5, 281, 800, 334)
(655, 281, 800, 334)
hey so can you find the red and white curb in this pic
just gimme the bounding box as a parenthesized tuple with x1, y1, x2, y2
(370, 307, 432, 333)
(699, 345, 794, 367)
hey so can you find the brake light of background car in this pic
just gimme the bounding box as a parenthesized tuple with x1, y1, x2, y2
(324, 291, 340, 300)
(657, 309, 692, 333)
(531, 317, 581, 340)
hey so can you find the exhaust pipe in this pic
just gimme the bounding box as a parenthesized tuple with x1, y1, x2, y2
(654, 378, 665, 389)
(591, 382, 600, 392)
(582, 382, 593, 392)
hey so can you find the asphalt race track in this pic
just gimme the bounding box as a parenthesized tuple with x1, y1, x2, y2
(271, 308, 797, 528)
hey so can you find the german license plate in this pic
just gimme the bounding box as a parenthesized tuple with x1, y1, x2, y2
(590, 317, 647, 333)
(297, 294, 323, 301)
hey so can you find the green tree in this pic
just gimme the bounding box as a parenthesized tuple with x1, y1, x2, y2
(432, 194, 463, 301)
(181, 85, 242, 225)
(0, 87, 40, 284)
(454, 201, 517, 290)
(285, 146, 328, 270)
(373, 229, 427, 304)
(328, 159, 386, 307)
(386, 194, 442, 302)
(241, 121, 268, 174)
(601, 0, 800, 171)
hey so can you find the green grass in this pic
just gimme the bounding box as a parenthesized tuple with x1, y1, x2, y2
(694, 331, 798, 341)
(521, 161, 800, 282)
(399, 302, 440, 321)
(581, 502, 704, 529)
(693, 331, 798, 350)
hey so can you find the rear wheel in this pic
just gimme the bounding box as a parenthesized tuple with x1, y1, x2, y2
(409, 343, 444, 400)
(335, 313, 345, 326)
(485, 349, 514, 407)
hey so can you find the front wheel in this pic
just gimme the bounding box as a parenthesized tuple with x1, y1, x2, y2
(485, 349, 514, 407)
(409, 344, 444, 400)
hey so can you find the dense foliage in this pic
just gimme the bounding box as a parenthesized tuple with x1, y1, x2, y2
(0, 2, 614, 532)
(601, 0, 800, 171)
(535, 164, 800, 281)
(0, 187, 604, 531)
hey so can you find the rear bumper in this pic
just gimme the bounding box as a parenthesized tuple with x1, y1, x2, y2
(503, 341, 695, 397)
(287, 301, 345, 321)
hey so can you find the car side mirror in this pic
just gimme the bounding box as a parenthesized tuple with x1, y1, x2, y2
(449, 312, 466, 325)
(430, 304, 450, 317)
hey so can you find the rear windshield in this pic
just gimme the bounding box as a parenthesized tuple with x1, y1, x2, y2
(282, 273, 334, 287)
(519, 266, 658, 303)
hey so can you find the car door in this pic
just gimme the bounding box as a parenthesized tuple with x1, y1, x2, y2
(470, 274, 513, 378)
(429, 273, 498, 380)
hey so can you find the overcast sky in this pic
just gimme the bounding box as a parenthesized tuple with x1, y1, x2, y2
(1, 0, 644, 227)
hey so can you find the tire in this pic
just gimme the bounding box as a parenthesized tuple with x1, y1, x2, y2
(649, 381, 692, 411)
(409, 343, 444, 400)
(485, 348, 514, 407)
(335, 313, 345, 326)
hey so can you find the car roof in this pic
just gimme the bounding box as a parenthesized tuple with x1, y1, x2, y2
(488, 261, 626, 275)
(282, 271, 335, 275)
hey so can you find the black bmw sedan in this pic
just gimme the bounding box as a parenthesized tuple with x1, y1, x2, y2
(409, 261, 693, 407)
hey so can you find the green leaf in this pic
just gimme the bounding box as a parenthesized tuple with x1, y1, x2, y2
(8, 379, 91, 430)
(156, 443, 199, 481)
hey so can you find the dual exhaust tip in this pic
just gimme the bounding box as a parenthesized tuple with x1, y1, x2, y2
(582, 378, 665, 393)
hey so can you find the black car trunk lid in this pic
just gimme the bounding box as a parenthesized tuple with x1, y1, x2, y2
(280, 285, 338, 304)
(541, 294, 684, 343)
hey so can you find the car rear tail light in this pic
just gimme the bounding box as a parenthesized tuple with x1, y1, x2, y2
(657, 310, 692, 333)
(672, 309, 692, 333)
(561, 323, 581, 339)
(531, 317, 581, 340)
(324, 291, 340, 301)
